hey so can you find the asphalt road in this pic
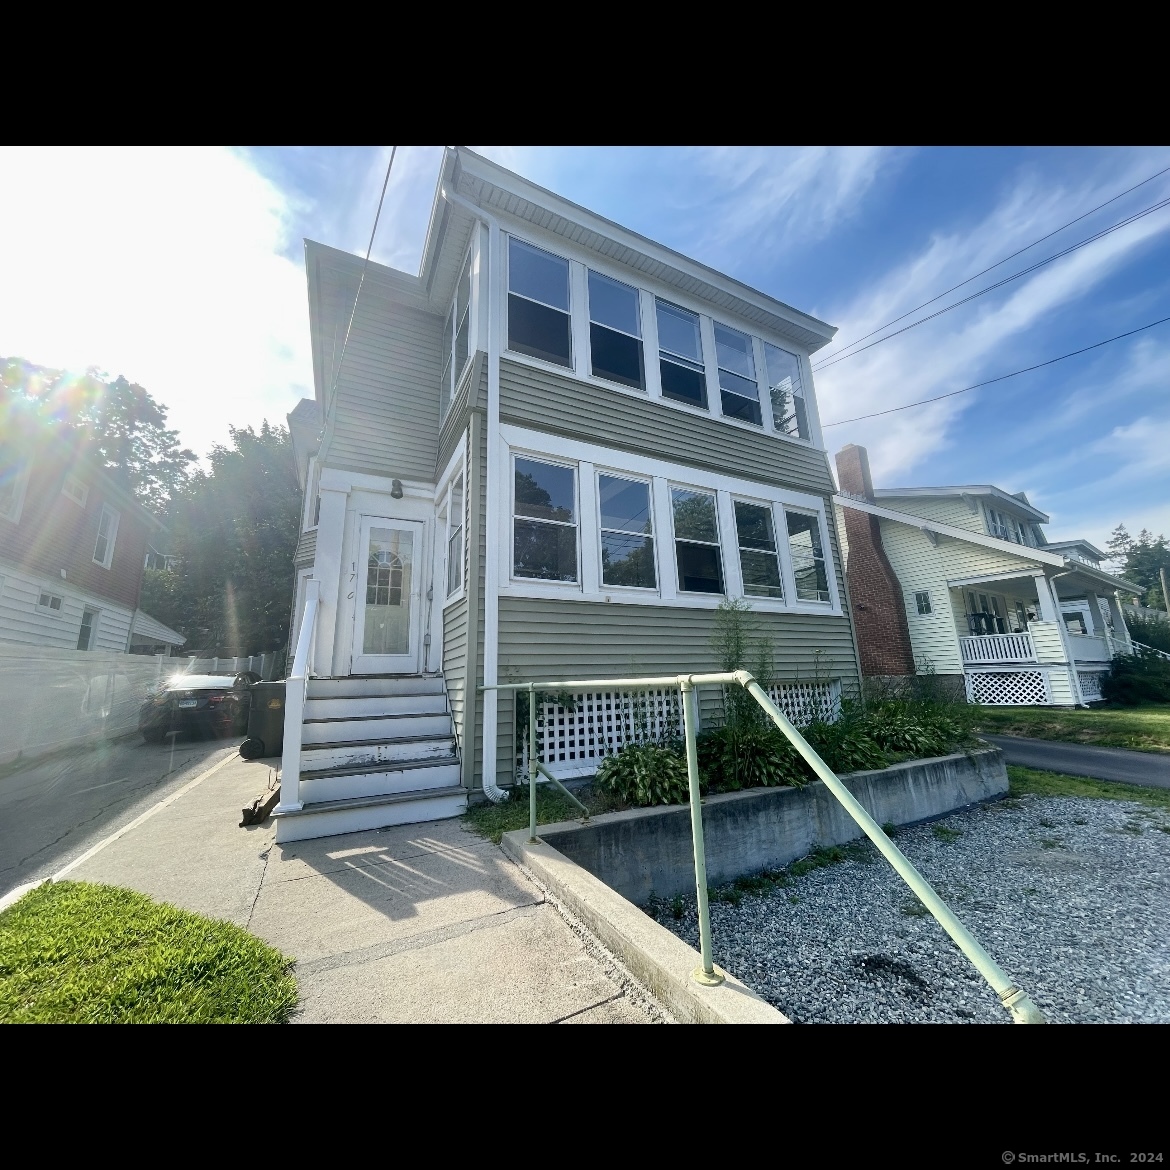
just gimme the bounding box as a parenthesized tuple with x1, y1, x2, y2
(983, 734, 1170, 790)
(0, 732, 245, 898)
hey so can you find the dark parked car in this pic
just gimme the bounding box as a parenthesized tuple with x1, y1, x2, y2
(139, 672, 261, 743)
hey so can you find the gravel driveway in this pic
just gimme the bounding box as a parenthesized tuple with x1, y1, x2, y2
(653, 793, 1170, 1023)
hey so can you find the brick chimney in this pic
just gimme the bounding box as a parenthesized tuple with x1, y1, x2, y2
(835, 444, 916, 677)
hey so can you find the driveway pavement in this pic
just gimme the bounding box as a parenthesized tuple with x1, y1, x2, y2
(983, 734, 1170, 790)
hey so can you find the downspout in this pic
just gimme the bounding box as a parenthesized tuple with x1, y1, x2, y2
(441, 186, 507, 802)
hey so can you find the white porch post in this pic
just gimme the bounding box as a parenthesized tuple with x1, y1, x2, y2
(1109, 591, 1134, 652)
(1037, 571, 1086, 705)
(313, 483, 348, 676)
(1033, 572, 1060, 623)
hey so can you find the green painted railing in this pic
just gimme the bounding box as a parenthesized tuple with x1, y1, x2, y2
(482, 671, 1045, 1023)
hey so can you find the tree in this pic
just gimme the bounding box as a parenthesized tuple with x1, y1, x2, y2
(141, 423, 300, 655)
(1105, 522, 1168, 610)
(1, 356, 195, 510)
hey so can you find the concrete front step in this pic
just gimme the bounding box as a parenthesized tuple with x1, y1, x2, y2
(301, 735, 456, 771)
(303, 694, 447, 720)
(301, 712, 451, 744)
(273, 785, 468, 843)
(298, 757, 461, 804)
(306, 675, 446, 700)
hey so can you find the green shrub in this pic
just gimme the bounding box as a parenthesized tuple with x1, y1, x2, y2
(595, 742, 694, 806)
(1126, 612, 1170, 654)
(804, 715, 891, 773)
(862, 702, 968, 758)
(1102, 647, 1170, 705)
(697, 724, 809, 792)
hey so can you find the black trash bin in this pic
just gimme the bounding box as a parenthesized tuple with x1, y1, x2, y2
(240, 680, 286, 759)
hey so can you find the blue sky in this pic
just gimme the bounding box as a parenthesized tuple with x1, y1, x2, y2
(2, 146, 1168, 552)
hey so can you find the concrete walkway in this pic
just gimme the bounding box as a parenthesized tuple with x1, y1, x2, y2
(56, 752, 660, 1023)
(983, 734, 1170, 790)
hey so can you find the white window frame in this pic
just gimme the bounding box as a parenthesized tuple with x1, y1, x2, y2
(731, 496, 786, 601)
(504, 234, 574, 374)
(782, 506, 833, 606)
(510, 451, 581, 589)
(303, 457, 320, 532)
(595, 469, 658, 594)
(37, 590, 65, 615)
(496, 424, 841, 615)
(444, 473, 466, 602)
(669, 482, 726, 597)
(77, 606, 100, 651)
(93, 505, 120, 569)
(914, 589, 933, 615)
(62, 476, 89, 507)
(1, 462, 30, 524)
(586, 269, 646, 393)
(711, 319, 764, 428)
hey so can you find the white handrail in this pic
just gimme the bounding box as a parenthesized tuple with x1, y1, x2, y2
(959, 632, 1034, 664)
(275, 580, 319, 814)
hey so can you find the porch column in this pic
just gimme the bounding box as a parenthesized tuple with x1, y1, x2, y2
(1109, 591, 1134, 651)
(314, 484, 348, 676)
(1037, 572, 1086, 705)
(1085, 591, 1111, 654)
(1033, 572, 1060, 623)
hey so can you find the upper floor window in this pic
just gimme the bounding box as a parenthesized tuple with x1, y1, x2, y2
(513, 456, 577, 581)
(598, 474, 655, 588)
(714, 323, 761, 425)
(656, 301, 707, 408)
(786, 510, 830, 602)
(672, 487, 723, 594)
(508, 238, 571, 367)
(764, 343, 809, 440)
(589, 271, 644, 390)
(93, 505, 119, 568)
(446, 476, 464, 598)
(734, 501, 784, 599)
(440, 250, 473, 418)
(62, 476, 89, 506)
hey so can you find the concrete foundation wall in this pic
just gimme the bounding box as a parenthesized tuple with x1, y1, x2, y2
(540, 746, 1007, 904)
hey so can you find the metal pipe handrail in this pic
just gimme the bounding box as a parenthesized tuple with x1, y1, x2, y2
(481, 671, 1045, 1022)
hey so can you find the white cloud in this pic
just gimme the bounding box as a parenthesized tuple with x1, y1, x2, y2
(0, 146, 313, 460)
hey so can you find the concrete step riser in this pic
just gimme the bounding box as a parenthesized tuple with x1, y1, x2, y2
(301, 738, 455, 770)
(299, 763, 462, 804)
(304, 695, 447, 720)
(306, 677, 445, 700)
(274, 793, 468, 843)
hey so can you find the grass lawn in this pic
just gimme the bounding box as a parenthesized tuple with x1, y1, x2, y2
(0, 881, 297, 1024)
(1007, 764, 1170, 812)
(973, 703, 1170, 754)
(464, 784, 607, 844)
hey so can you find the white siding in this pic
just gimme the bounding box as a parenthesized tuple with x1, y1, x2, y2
(0, 562, 134, 652)
(878, 494, 985, 534)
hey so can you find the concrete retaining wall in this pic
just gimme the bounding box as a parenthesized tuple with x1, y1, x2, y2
(540, 746, 1008, 904)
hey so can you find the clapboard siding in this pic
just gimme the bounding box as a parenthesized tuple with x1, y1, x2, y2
(436, 353, 485, 477)
(324, 279, 446, 482)
(492, 597, 860, 782)
(443, 595, 468, 752)
(293, 528, 317, 569)
(499, 358, 835, 495)
(877, 495, 985, 534)
(879, 519, 1047, 674)
(0, 563, 133, 652)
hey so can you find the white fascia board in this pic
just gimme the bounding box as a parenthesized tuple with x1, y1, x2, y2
(131, 610, 186, 645)
(873, 486, 1050, 524)
(947, 569, 1046, 588)
(835, 494, 1066, 565)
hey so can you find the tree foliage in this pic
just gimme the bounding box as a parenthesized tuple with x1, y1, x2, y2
(1107, 523, 1169, 610)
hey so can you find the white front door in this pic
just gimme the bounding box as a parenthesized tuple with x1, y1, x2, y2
(351, 517, 425, 674)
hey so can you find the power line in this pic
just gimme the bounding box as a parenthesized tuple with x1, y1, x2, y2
(813, 164, 1170, 370)
(331, 146, 398, 399)
(813, 192, 1170, 373)
(821, 314, 1170, 428)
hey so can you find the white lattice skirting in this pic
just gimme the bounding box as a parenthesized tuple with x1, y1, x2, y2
(519, 680, 842, 780)
(1077, 670, 1107, 702)
(964, 670, 1050, 706)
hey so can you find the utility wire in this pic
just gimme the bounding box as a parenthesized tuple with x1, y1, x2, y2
(330, 146, 398, 399)
(814, 192, 1170, 373)
(821, 314, 1170, 427)
(814, 164, 1170, 369)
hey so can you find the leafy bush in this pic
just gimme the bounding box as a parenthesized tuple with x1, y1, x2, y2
(698, 723, 809, 792)
(862, 701, 970, 758)
(595, 742, 695, 806)
(1126, 612, 1170, 654)
(803, 715, 891, 773)
(1102, 647, 1170, 705)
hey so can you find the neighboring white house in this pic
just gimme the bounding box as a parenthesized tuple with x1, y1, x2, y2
(834, 444, 1141, 706)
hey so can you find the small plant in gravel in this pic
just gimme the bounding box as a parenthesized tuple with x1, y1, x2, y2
(900, 896, 931, 918)
(932, 825, 963, 843)
(1040, 838, 1063, 849)
(1039, 819, 1056, 828)
(1123, 822, 1144, 835)
(881, 821, 898, 837)
(670, 895, 685, 920)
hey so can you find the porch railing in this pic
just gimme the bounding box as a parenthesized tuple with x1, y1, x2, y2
(960, 632, 1034, 664)
(276, 579, 319, 813)
(481, 671, 1045, 1023)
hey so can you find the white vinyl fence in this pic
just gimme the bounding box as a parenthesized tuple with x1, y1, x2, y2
(184, 653, 284, 679)
(0, 645, 178, 768)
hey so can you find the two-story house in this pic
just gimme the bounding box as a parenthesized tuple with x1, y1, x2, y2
(0, 415, 185, 656)
(833, 443, 1140, 706)
(275, 146, 863, 842)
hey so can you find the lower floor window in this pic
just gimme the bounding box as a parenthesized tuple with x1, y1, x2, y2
(734, 500, 784, 599)
(77, 608, 98, 650)
(513, 456, 578, 582)
(786, 511, 830, 602)
(672, 487, 723, 594)
(915, 590, 932, 615)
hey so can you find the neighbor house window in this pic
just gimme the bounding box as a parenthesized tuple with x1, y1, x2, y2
(589, 271, 644, 390)
(38, 591, 64, 614)
(915, 590, 933, 615)
(656, 301, 707, 408)
(513, 456, 577, 581)
(786, 511, 830, 602)
(672, 487, 723, 594)
(446, 476, 464, 598)
(507, 238, 571, 367)
(93, 505, 119, 568)
(764, 342, 809, 440)
(734, 501, 783, 598)
(62, 476, 89, 506)
(714, 323, 761, 425)
(598, 474, 655, 588)
(77, 608, 98, 651)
